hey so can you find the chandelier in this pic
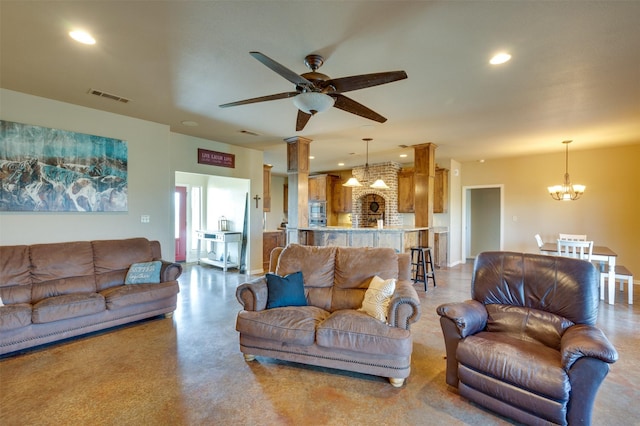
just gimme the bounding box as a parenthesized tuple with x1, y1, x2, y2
(343, 138, 389, 189)
(547, 140, 585, 201)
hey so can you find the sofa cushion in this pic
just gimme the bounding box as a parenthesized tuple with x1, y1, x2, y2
(0, 303, 33, 331)
(457, 331, 570, 401)
(275, 244, 337, 311)
(32, 293, 105, 323)
(316, 310, 412, 357)
(266, 271, 307, 309)
(125, 261, 162, 284)
(486, 304, 574, 350)
(236, 306, 330, 346)
(30, 241, 97, 301)
(358, 276, 396, 323)
(332, 247, 398, 311)
(101, 281, 179, 310)
(0, 245, 32, 304)
(93, 238, 154, 291)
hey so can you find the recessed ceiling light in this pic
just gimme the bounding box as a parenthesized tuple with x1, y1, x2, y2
(309, 156, 315, 160)
(399, 154, 408, 158)
(181, 120, 198, 127)
(338, 162, 345, 166)
(69, 30, 96, 45)
(490, 52, 511, 65)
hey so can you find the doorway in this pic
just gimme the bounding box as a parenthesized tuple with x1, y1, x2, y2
(175, 172, 250, 265)
(462, 185, 503, 260)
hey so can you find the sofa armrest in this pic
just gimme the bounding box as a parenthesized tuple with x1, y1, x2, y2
(236, 276, 268, 311)
(387, 279, 421, 329)
(561, 324, 618, 370)
(160, 261, 183, 282)
(436, 300, 487, 338)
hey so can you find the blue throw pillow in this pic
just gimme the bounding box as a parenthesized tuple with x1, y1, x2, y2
(125, 261, 162, 284)
(266, 271, 307, 309)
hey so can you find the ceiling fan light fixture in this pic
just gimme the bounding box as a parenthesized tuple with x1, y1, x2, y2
(293, 92, 335, 114)
(343, 177, 363, 187)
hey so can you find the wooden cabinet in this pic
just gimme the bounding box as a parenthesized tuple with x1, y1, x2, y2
(263, 164, 272, 212)
(434, 167, 449, 213)
(308, 174, 328, 201)
(263, 230, 285, 272)
(434, 231, 448, 268)
(283, 183, 288, 214)
(397, 168, 415, 213)
(332, 177, 352, 213)
(397, 167, 448, 213)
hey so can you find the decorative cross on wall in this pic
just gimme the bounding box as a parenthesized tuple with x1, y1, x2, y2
(253, 194, 261, 208)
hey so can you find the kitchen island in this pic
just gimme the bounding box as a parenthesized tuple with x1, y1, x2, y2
(298, 226, 429, 253)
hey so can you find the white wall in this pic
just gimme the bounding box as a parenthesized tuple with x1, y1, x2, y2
(460, 144, 640, 278)
(1, 89, 265, 274)
(169, 133, 264, 274)
(265, 175, 286, 231)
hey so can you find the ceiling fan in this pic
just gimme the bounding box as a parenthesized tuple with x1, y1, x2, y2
(219, 52, 408, 131)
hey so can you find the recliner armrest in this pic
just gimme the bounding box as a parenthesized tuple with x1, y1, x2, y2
(387, 279, 421, 329)
(561, 324, 618, 369)
(236, 277, 268, 311)
(436, 300, 487, 338)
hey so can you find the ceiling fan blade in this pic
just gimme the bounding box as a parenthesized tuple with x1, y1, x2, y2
(324, 71, 407, 94)
(219, 92, 298, 108)
(332, 94, 387, 123)
(250, 52, 313, 88)
(296, 110, 313, 131)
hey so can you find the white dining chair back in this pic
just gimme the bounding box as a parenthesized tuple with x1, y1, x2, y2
(558, 233, 587, 241)
(534, 234, 544, 248)
(557, 239, 593, 262)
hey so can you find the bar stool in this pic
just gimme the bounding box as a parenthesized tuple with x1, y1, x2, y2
(410, 246, 436, 291)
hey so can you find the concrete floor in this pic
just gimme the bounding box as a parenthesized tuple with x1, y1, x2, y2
(1, 262, 637, 425)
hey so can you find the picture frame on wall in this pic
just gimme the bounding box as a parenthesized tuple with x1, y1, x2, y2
(0, 120, 128, 212)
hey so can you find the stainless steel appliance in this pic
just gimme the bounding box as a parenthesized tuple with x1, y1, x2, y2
(309, 201, 327, 226)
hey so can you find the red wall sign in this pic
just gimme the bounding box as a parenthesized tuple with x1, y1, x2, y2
(197, 148, 235, 168)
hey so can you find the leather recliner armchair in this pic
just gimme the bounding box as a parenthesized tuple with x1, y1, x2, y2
(437, 251, 618, 425)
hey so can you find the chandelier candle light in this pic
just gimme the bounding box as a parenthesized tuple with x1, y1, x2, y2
(343, 138, 389, 189)
(548, 140, 585, 201)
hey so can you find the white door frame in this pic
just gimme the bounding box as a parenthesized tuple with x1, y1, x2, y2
(461, 184, 504, 262)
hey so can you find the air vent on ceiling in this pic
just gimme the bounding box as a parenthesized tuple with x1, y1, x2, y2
(87, 88, 130, 103)
(398, 144, 409, 148)
(239, 130, 260, 136)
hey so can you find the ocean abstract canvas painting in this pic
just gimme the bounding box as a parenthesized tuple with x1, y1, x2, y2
(0, 120, 128, 212)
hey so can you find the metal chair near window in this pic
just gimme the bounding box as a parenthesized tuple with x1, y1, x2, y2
(557, 239, 593, 262)
(558, 233, 587, 241)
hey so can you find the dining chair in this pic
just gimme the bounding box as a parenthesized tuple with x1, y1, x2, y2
(557, 239, 593, 262)
(558, 233, 587, 241)
(534, 234, 544, 253)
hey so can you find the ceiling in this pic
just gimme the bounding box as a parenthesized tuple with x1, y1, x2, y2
(2, 1, 639, 175)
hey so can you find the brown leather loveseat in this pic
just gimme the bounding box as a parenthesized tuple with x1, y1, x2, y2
(0, 237, 181, 355)
(235, 244, 421, 387)
(437, 251, 618, 425)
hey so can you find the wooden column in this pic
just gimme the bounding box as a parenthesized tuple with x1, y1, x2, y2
(284, 136, 312, 243)
(413, 142, 437, 247)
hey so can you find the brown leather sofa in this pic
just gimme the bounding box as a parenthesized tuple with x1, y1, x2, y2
(235, 244, 421, 387)
(437, 251, 618, 425)
(0, 238, 181, 356)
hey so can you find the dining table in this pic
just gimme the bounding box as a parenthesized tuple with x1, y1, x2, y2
(540, 242, 618, 305)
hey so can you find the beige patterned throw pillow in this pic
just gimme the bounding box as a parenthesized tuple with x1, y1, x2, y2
(359, 275, 396, 323)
